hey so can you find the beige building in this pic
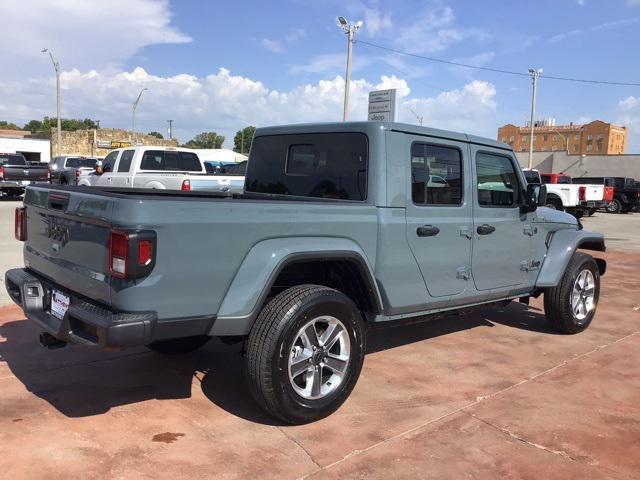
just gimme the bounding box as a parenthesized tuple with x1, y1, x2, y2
(48, 128, 178, 158)
(498, 120, 627, 155)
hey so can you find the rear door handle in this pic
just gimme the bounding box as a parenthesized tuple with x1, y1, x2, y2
(417, 225, 440, 237)
(476, 224, 496, 235)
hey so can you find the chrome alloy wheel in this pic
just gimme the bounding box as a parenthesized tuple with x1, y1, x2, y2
(288, 316, 351, 400)
(571, 269, 596, 321)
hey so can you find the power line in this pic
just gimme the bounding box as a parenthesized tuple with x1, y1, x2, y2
(356, 39, 640, 87)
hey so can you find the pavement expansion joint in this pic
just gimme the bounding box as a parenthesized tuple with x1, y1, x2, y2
(299, 330, 640, 479)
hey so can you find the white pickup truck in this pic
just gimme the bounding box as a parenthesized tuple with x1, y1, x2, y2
(77, 146, 244, 194)
(523, 169, 605, 218)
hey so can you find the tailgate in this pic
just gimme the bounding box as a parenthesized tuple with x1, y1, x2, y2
(4, 166, 49, 182)
(23, 187, 115, 305)
(585, 185, 603, 201)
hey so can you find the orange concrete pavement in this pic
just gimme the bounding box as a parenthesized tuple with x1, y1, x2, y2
(0, 249, 638, 479)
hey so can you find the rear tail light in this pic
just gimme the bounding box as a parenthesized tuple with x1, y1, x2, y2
(578, 186, 586, 201)
(75, 169, 81, 184)
(15, 207, 27, 241)
(604, 186, 614, 202)
(46, 169, 51, 181)
(0, 166, 4, 179)
(109, 230, 157, 279)
(181, 179, 191, 192)
(109, 231, 129, 278)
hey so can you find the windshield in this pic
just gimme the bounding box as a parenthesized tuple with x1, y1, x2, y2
(66, 157, 97, 168)
(0, 154, 27, 166)
(246, 133, 368, 201)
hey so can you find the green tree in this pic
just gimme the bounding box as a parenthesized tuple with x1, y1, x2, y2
(34, 116, 98, 132)
(148, 131, 164, 139)
(23, 120, 43, 132)
(184, 132, 225, 149)
(0, 121, 21, 130)
(233, 126, 256, 154)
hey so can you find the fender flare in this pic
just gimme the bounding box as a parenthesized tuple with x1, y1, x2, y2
(142, 181, 166, 189)
(210, 237, 383, 336)
(536, 229, 606, 288)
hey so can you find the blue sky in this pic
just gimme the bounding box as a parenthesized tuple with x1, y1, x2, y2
(2, 0, 640, 150)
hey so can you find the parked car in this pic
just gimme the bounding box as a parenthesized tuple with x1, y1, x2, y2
(49, 156, 100, 185)
(6, 122, 606, 424)
(76, 147, 239, 193)
(577, 176, 639, 213)
(523, 169, 605, 218)
(0, 152, 50, 198)
(203, 161, 236, 174)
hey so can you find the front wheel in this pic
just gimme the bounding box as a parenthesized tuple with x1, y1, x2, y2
(544, 252, 600, 334)
(245, 285, 365, 424)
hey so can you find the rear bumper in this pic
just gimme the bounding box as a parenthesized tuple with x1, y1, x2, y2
(5, 268, 215, 350)
(579, 200, 606, 209)
(0, 180, 49, 189)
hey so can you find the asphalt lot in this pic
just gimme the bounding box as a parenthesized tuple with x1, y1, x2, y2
(0, 198, 639, 479)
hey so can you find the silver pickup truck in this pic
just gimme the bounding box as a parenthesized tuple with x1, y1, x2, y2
(6, 122, 606, 424)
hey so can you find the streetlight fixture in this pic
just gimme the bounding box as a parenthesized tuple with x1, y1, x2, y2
(42, 48, 61, 157)
(131, 88, 148, 145)
(337, 16, 363, 121)
(527, 68, 543, 169)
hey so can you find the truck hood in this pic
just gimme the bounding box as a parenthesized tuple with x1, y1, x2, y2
(533, 207, 578, 226)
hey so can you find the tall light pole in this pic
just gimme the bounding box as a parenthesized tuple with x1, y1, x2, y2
(337, 16, 362, 121)
(131, 88, 148, 145)
(527, 68, 543, 169)
(167, 119, 173, 140)
(42, 48, 61, 157)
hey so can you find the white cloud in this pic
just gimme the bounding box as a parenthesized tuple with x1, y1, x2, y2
(576, 0, 586, 6)
(289, 53, 374, 75)
(364, 8, 393, 36)
(285, 28, 307, 42)
(0, 66, 499, 145)
(261, 38, 283, 53)
(395, 7, 488, 54)
(0, 0, 190, 77)
(616, 96, 640, 152)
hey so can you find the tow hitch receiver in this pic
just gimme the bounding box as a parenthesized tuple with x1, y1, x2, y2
(39, 332, 67, 349)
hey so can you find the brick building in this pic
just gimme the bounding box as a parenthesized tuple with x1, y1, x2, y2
(497, 120, 627, 155)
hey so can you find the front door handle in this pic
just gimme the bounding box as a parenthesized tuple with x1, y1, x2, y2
(417, 225, 440, 237)
(477, 224, 496, 235)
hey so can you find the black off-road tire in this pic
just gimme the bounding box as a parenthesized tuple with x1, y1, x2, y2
(147, 335, 211, 354)
(544, 252, 600, 334)
(586, 208, 596, 217)
(245, 285, 365, 424)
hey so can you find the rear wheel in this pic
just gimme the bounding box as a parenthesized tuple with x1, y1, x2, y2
(544, 252, 600, 334)
(586, 208, 596, 217)
(606, 199, 622, 214)
(245, 285, 365, 424)
(545, 198, 563, 211)
(147, 335, 211, 354)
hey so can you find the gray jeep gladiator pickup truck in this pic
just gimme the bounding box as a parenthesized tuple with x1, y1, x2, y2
(6, 122, 606, 424)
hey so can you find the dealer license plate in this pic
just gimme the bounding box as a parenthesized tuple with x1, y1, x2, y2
(51, 290, 70, 320)
(21, 180, 31, 185)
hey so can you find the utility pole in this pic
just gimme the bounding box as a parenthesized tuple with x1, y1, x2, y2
(131, 88, 148, 145)
(167, 119, 173, 139)
(337, 17, 363, 121)
(96, 119, 101, 129)
(527, 68, 543, 169)
(42, 48, 61, 157)
(241, 129, 244, 154)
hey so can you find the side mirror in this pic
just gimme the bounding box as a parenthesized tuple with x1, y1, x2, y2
(522, 183, 547, 213)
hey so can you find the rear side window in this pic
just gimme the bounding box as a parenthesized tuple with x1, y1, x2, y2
(476, 152, 520, 207)
(140, 151, 202, 171)
(246, 133, 368, 201)
(117, 150, 134, 172)
(411, 143, 463, 206)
